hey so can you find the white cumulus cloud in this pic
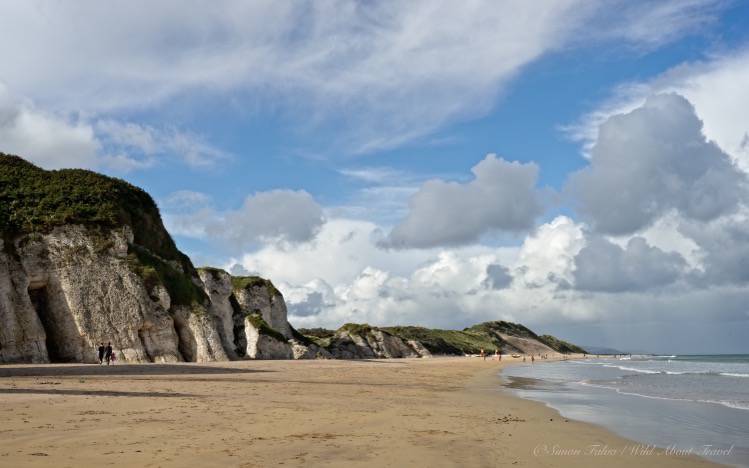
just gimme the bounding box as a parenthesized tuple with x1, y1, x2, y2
(567, 93, 746, 235)
(384, 154, 543, 248)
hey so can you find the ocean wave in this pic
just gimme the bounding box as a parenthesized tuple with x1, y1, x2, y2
(601, 364, 749, 378)
(707, 400, 749, 410)
(602, 364, 659, 374)
(577, 381, 749, 411)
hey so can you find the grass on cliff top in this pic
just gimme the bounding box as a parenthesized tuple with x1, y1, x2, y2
(245, 313, 287, 342)
(0, 153, 186, 266)
(538, 335, 587, 354)
(231, 276, 281, 297)
(338, 323, 375, 335)
(464, 321, 538, 339)
(298, 328, 335, 339)
(197, 266, 228, 281)
(298, 328, 334, 347)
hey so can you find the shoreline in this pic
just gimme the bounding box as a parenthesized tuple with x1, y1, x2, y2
(481, 358, 721, 467)
(0, 357, 717, 467)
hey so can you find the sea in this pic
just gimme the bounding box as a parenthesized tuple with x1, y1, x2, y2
(501, 354, 749, 467)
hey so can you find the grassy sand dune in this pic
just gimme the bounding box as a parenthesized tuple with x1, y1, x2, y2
(0, 357, 714, 467)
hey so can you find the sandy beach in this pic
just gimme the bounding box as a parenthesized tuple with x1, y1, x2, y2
(0, 357, 716, 467)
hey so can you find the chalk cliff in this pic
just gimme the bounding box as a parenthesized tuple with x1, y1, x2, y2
(0, 154, 314, 363)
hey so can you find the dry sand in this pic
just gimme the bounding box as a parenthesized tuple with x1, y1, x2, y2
(0, 356, 716, 467)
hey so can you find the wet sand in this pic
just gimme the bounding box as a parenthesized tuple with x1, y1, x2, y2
(0, 357, 716, 467)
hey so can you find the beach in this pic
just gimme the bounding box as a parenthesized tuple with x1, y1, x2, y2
(0, 357, 716, 468)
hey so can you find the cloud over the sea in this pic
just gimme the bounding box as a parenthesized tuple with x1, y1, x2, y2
(571, 236, 688, 292)
(567, 93, 746, 235)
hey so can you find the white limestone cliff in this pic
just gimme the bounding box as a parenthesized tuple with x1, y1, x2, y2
(0, 226, 197, 363)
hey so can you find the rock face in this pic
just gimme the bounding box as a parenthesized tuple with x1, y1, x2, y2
(326, 325, 431, 359)
(303, 321, 586, 358)
(0, 226, 319, 364)
(198, 268, 240, 359)
(244, 316, 293, 360)
(0, 225, 216, 363)
(0, 154, 318, 364)
(231, 276, 293, 340)
(197, 268, 323, 360)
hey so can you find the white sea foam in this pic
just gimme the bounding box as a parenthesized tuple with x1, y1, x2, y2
(603, 364, 659, 374)
(578, 381, 749, 411)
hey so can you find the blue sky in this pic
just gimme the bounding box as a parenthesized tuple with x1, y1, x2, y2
(2, 1, 749, 352)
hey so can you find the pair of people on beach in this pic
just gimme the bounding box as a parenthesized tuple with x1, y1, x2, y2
(97, 342, 115, 365)
(479, 348, 503, 361)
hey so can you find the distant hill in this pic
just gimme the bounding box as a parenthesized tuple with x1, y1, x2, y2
(581, 345, 626, 355)
(300, 321, 587, 357)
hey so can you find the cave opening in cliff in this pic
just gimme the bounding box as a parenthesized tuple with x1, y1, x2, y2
(229, 295, 247, 357)
(27, 286, 66, 362)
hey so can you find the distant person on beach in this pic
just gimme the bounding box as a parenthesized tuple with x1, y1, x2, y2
(494, 349, 500, 361)
(523, 356, 526, 362)
(105, 342, 113, 365)
(480, 348, 486, 361)
(97, 343, 105, 364)
(531, 355, 535, 363)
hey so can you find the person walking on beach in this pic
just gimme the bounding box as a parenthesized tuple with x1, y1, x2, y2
(97, 343, 105, 364)
(105, 342, 113, 366)
(531, 355, 535, 364)
(480, 348, 486, 361)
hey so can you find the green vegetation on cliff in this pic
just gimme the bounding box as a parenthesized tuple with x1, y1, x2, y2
(465, 321, 539, 339)
(289, 326, 313, 346)
(297, 327, 334, 347)
(128, 245, 207, 307)
(338, 323, 375, 335)
(0, 154, 181, 261)
(1, 153, 204, 308)
(538, 335, 587, 354)
(231, 275, 282, 298)
(301, 322, 507, 355)
(382, 325, 500, 355)
(245, 313, 287, 342)
(197, 266, 228, 281)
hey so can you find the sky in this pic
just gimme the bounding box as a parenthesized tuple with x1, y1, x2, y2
(2, 1, 749, 353)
